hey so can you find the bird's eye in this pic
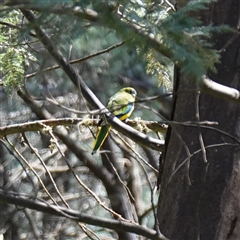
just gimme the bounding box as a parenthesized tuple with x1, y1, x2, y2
(124, 88, 136, 96)
(128, 89, 134, 94)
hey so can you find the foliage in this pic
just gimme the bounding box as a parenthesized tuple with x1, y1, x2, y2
(0, 8, 36, 92)
(144, 49, 172, 90)
(158, 1, 232, 79)
(117, 0, 232, 80)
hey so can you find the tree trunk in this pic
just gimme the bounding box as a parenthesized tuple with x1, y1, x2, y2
(158, 1, 240, 239)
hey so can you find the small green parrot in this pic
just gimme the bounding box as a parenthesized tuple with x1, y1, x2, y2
(92, 87, 137, 154)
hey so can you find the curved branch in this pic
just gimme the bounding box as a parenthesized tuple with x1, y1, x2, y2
(199, 76, 240, 103)
(0, 190, 169, 240)
(0, 118, 167, 138)
(19, 9, 165, 152)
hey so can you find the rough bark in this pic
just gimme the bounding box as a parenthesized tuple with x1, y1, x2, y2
(158, 1, 240, 239)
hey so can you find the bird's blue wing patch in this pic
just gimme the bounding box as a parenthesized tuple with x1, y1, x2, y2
(115, 103, 133, 119)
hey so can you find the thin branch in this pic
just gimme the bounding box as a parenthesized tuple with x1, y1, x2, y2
(123, 145, 160, 234)
(0, 20, 22, 29)
(101, 149, 137, 214)
(22, 133, 71, 208)
(44, 125, 128, 221)
(0, 118, 167, 149)
(0, 138, 33, 186)
(43, 96, 89, 114)
(164, 0, 176, 11)
(0, 190, 169, 240)
(115, 130, 159, 174)
(25, 41, 124, 79)
(113, 135, 160, 233)
(0, 118, 83, 137)
(170, 125, 192, 185)
(0, 20, 37, 37)
(168, 143, 238, 182)
(4, 136, 58, 205)
(195, 91, 208, 163)
(170, 123, 240, 145)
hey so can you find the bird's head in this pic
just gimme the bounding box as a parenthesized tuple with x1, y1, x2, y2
(120, 87, 137, 98)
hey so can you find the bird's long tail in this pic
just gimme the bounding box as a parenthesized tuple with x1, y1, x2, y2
(92, 125, 111, 154)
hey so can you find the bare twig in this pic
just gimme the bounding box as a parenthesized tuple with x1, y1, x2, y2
(44, 124, 129, 222)
(113, 135, 160, 234)
(22, 133, 71, 208)
(115, 131, 159, 174)
(5, 136, 58, 205)
(170, 126, 192, 185)
(25, 42, 124, 79)
(164, 0, 176, 11)
(169, 142, 238, 181)
(195, 91, 208, 163)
